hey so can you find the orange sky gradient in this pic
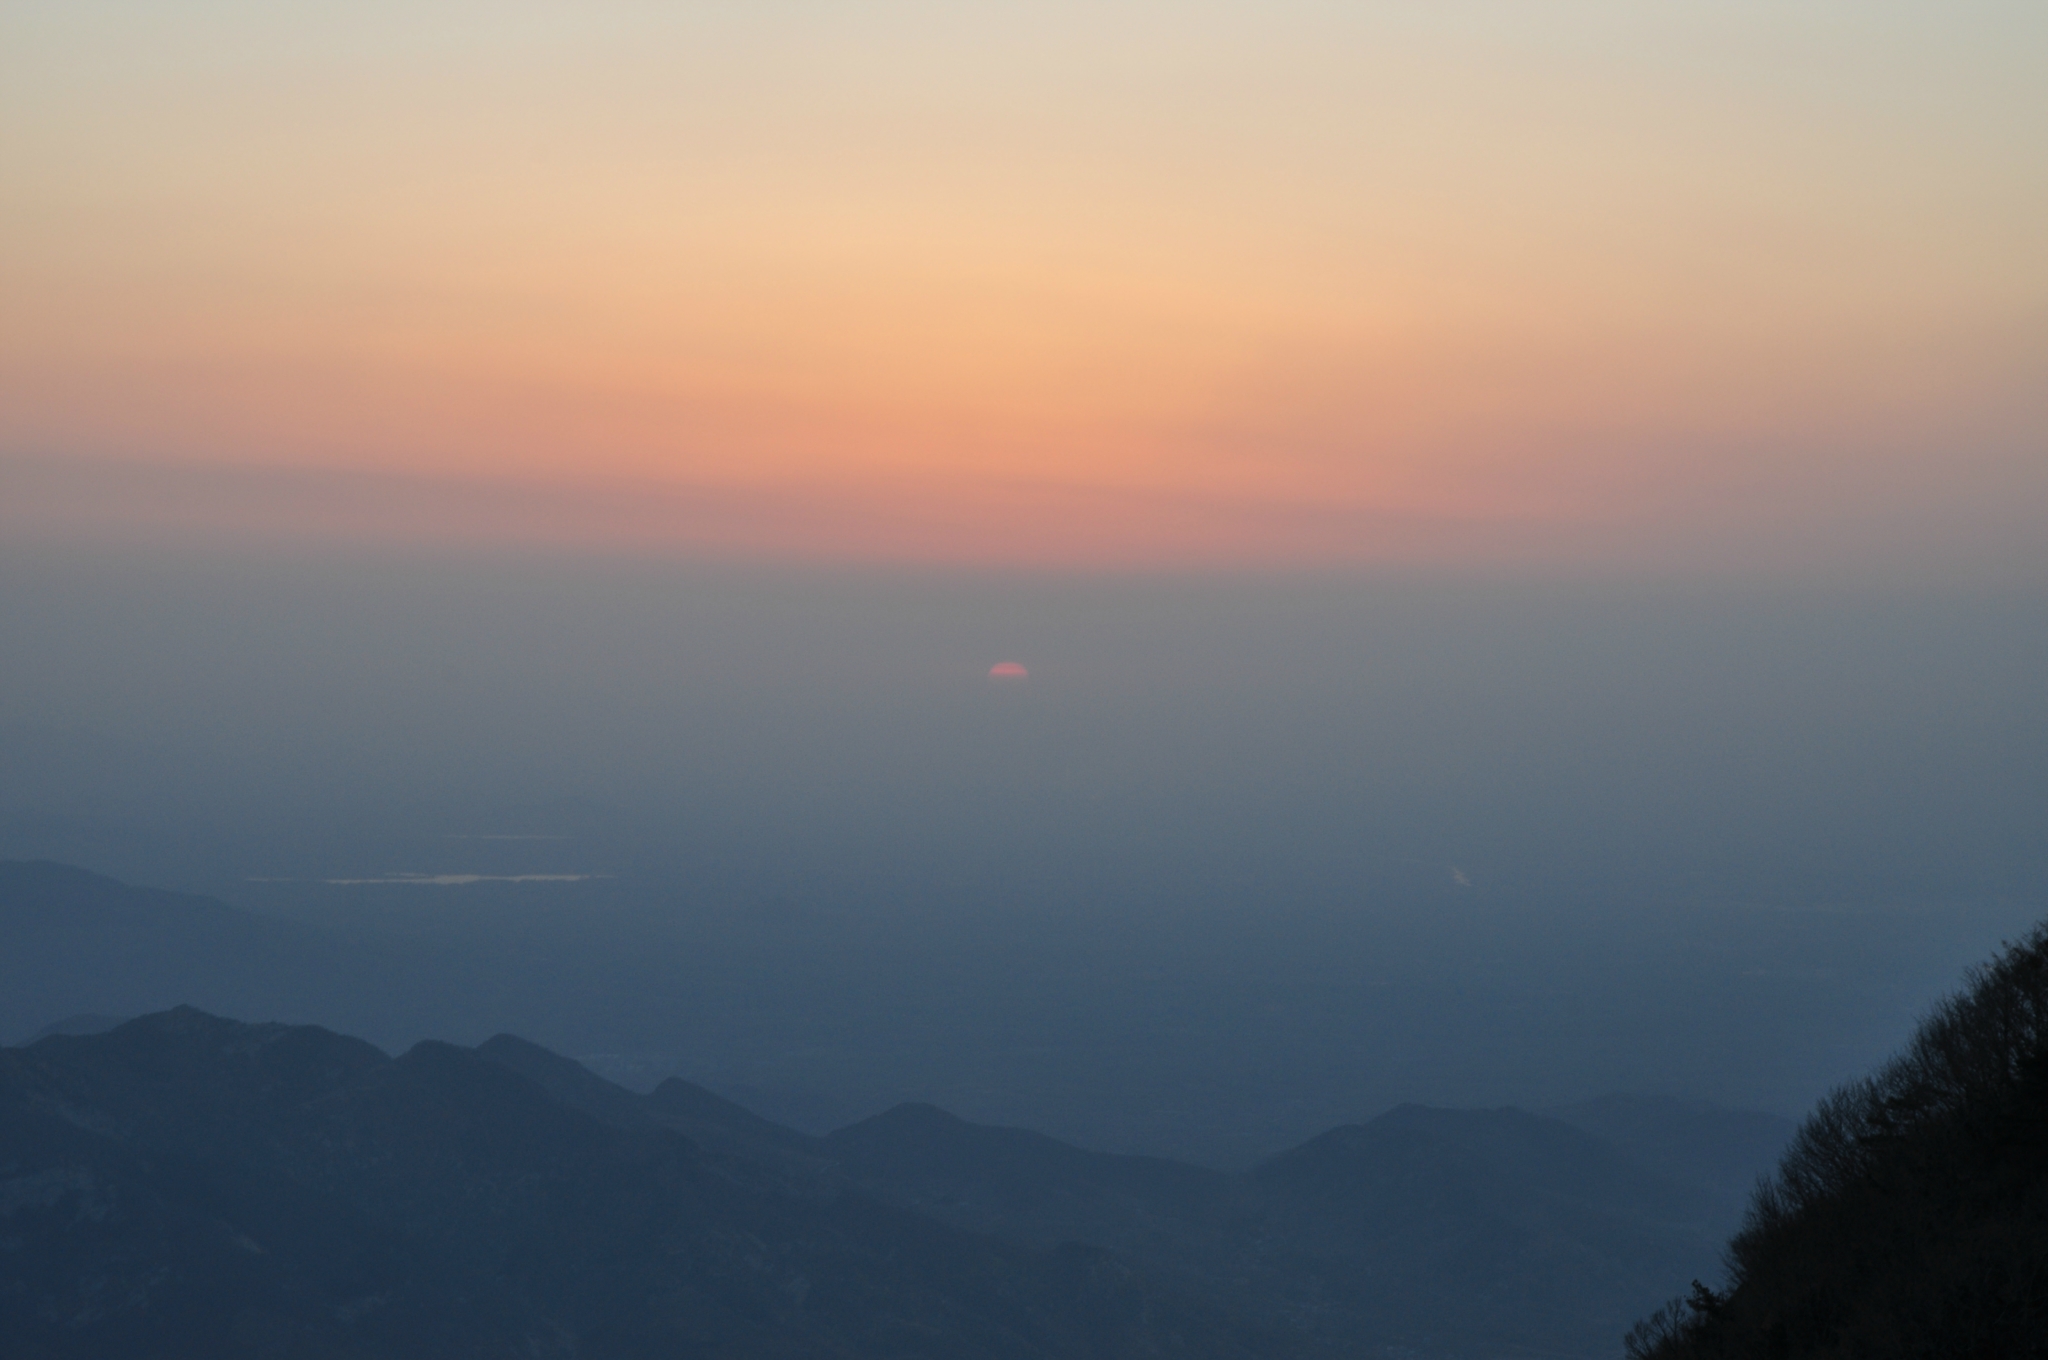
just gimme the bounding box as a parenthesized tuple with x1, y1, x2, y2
(3, 1, 2044, 572)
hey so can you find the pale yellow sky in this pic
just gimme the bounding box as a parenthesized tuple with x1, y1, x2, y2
(3, 1, 2044, 569)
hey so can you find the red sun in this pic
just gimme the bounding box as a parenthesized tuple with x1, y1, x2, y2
(988, 662, 1029, 680)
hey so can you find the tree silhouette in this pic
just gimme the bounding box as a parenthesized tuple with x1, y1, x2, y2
(1626, 920, 2048, 1357)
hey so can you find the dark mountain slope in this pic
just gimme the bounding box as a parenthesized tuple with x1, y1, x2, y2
(1629, 921, 2048, 1359)
(472, 1031, 670, 1131)
(0, 1009, 1304, 1360)
(645, 1073, 821, 1155)
(475, 1032, 831, 1183)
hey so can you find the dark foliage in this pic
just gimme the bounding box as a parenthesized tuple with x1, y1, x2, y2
(1627, 921, 2048, 1358)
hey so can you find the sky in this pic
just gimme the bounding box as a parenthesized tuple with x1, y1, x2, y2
(4, 0, 2045, 573)
(4, 547, 2044, 1156)
(2, 3, 2046, 1154)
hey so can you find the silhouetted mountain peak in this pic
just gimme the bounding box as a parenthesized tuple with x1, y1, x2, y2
(832, 1100, 999, 1155)
(854, 1099, 961, 1130)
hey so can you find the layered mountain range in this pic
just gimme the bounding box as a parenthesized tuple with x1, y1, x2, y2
(1, 861, 1794, 1357)
(2, 1012, 1776, 1358)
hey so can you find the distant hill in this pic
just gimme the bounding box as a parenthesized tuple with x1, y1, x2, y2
(1546, 1093, 1795, 1209)
(0, 860, 285, 1041)
(1627, 921, 2048, 1358)
(816, 1095, 1747, 1356)
(18, 1012, 128, 1044)
(827, 1102, 1246, 1271)
(1248, 1103, 1730, 1356)
(0, 1009, 1297, 1359)
(0, 859, 436, 1048)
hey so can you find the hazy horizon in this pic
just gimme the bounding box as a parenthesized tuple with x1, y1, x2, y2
(5, 539, 2042, 1163)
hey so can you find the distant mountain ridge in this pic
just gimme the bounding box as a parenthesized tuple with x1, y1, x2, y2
(4, 1008, 1777, 1358)
(22, 1013, 127, 1044)
(1251, 1104, 1732, 1352)
(1, 860, 1798, 1357)
(0, 1008, 1292, 1359)
(0, 860, 281, 1042)
(1546, 1093, 1795, 1204)
(0, 859, 433, 1049)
